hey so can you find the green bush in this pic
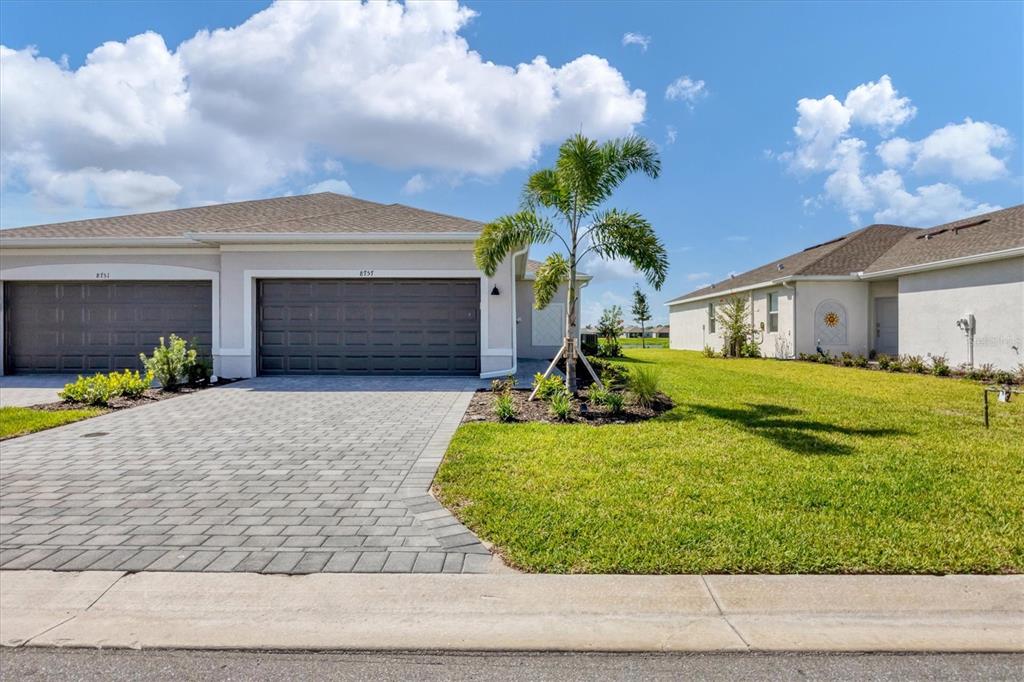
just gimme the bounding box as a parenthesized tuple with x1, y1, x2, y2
(628, 365, 660, 409)
(602, 391, 625, 414)
(187, 340, 213, 385)
(840, 352, 855, 367)
(140, 335, 196, 389)
(904, 355, 926, 374)
(853, 355, 869, 368)
(930, 354, 950, 377)
(876, 354, 892, 370)
(886, 356, 904, 372)
(741, 339, 761, 358)
(490, 375, 517, 393)
(494, 393, 517, 422)
(533, 373, 567, 401)
(109, 369, 153, 398)
(702, 345, 717, 358)
(60, 374, 113, 406)
(993, 370, 1015, 385)
(548, 391, 572, 420)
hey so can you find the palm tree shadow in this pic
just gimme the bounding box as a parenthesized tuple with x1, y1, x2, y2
(684, 402, 907, 456)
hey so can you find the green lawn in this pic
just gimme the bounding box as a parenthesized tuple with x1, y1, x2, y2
(437, 350, 1024, 574)
(0, 406, 104, 440)
(617, 337, 669, 348)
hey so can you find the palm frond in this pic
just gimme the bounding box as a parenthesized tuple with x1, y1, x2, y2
(521, 168, 568, 213)
(532, 252, 570, 309)
(474, 211, 554, 277)
(595, 136, 661, 203)
(588, 209, 668, 289)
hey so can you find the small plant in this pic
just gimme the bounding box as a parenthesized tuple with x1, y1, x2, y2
(702, 344, 717, 358)
(60, 374, 113, 406)
(876, 354, 891, 370)
(187, 339, 213, 385)
(740, 339, 761, 358)
(840, 352, 855, 367)
(491, 375, 517, 393)
(533, 373, 568, 401)
(886, 356, 904, 372)
(627, 365, 660, 409)
(929, 354, 950, 377)
(494, 393, 517, 422)
(903, 355, 926, 373)
(964, 363, 995, 381)
(1017, 364, 1024, 384)
(140, 335, 196, 390)
(853, 355, 868, 368)
(108, 369, 153, 398)
(548, 391, 573, 421)
(602, 391, 625, 415)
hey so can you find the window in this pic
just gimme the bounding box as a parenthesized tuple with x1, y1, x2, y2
(707, 302, 716, 333)
(767, 292, 779, 333)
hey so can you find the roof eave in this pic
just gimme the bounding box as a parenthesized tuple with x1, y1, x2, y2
(185, 231, 481, 244)
(665, 274, 861, 305)
(859, 246, 1024, 279)
(0, 236, 200, 249)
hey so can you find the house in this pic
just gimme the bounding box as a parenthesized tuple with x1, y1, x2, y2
(0, 192, 584, 378)
(667, 205, 1024, 370)
(623, 325, 646, 338)
(650, 324, 670, 338)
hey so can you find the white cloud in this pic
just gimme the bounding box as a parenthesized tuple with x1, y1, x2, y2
(305, 179, 354, 196)
(580, 255, 641, 280)
(665, 75, 706, 107)
(665, 125, 677, 145)
(402, 173, 428, 195)
(842, 75, 916, 136)
(0, 1, 646, 215)
(685, 271, 710, 281)
(783, 75, 1008, 226)
(621, 32, 650, 52)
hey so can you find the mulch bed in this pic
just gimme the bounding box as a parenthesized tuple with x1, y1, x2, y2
(463, 388, 674, 425)
(30, 379, 236, 412)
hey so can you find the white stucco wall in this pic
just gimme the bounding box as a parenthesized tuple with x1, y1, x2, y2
(793, 280, 870, 357)
(867, 279, 899, 355)
(896, 256, 1023, 370)
(669, 287, 795, 357)
(669, 298, 720, 351)
(514, 279, 583, 360)
(750, 287, 796, 358)
(0, 244, 518, 378)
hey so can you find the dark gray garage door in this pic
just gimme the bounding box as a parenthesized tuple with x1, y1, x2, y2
(257, 279, 480, 375)
(4, 281, 212, 374)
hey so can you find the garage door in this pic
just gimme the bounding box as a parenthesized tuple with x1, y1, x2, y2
(3, 281, 212, 374)
(257, 279, 480, 375)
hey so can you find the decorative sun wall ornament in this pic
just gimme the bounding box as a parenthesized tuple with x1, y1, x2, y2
(814, 299, 847, 346)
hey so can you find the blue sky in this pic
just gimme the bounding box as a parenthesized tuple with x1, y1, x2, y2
(2, 1, 1021, 324)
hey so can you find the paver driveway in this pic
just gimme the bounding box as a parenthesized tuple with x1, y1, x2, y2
(0, 377, 492, 574)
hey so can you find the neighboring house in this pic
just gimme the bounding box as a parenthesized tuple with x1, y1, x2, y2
(623, 324, 668, 338)
(0, 192, 586, 378)
(623, 325, 646, 338)
(667, 205, 1024, 370)
(650, 324, 670, 338)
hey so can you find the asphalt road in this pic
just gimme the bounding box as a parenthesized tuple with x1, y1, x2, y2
(2, 649, 1022, 681)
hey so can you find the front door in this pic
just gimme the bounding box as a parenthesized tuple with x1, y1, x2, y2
(874, 296, 898, 357)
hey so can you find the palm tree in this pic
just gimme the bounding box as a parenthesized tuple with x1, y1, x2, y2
(474, 133, 668, 395)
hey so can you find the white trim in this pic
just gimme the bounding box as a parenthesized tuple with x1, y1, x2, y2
(218, 243, 474, 252)
(480, 367, 517, 379)
(858, 246, 1024, 279)
(188, 232, 479, 244)
(0, 262, 221, 363)
(665, 275, 858, 306)
(0, 237, 197, 248)
(0, 247, 220, 256)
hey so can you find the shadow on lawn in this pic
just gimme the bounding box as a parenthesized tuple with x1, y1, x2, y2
(683, 402, 907, 456)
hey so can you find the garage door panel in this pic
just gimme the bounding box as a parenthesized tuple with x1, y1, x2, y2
(257, 278, 480, 375)
(5, 281, 212, 374)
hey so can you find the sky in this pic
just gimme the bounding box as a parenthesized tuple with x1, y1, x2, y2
(1, 0, 1022, 325)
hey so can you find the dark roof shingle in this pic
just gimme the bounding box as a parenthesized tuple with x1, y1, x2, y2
(0, 193, 483, 239)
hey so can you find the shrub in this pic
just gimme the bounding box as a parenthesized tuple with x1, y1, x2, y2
(740, 339, 761, 358)
(602, 391, 625, 415)
(993, 370, 1015, 385)
(628, 365, 660, 409)
(140, 335, 196, 389)
(852, 355, 867, 368)
(60, 374, 113, 406)
(533, 373, 567, 401)
(108, 369, 153, 398)
(702, 345, 717, 358)
(187, 340, 213, 385)
(840, 352, 855, 367)
(716, 296, 754, 358)
(548, 391, 572, 421)
(929, 354, 950, 377)
(491, 375, 517, 393)
(886, 356, 903, 372)
(494, 393, 517, 422)
(876, 354, 891, 370)
(904, 355, 926, 374)
(1017, 364, 1024, 385)
(598, 338, 623, 358)
(965, 363, 995, 381)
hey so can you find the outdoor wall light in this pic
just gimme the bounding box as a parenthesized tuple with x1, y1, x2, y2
(491, 286, 500, 296)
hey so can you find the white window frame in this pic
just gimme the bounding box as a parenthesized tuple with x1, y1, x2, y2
(707, 302, 716, 333)
(767, 292, 779, 333)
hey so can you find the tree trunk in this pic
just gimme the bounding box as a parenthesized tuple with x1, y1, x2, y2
(641, 321, 646, 349)
(565, 260, 578, 394)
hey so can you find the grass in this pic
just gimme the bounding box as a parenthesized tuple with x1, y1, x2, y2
(436, 350, 1024, 574)
(0, 406, 104, 440)
(610, 337, 670, 349)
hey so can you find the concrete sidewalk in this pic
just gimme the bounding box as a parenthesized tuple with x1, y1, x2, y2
(1, 571, 1021, 652)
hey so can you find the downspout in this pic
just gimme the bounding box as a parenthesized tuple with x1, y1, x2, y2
(506, 245, 530, 379)
(781, 280, 795, 358)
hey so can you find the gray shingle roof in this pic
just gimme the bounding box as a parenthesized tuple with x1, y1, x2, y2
(668, 223, 918, 303)
(0, 193, 483, 239)
(863, 205, 1024, 274)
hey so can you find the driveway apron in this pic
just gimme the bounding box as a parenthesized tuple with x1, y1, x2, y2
(0, 376, 492, 574)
